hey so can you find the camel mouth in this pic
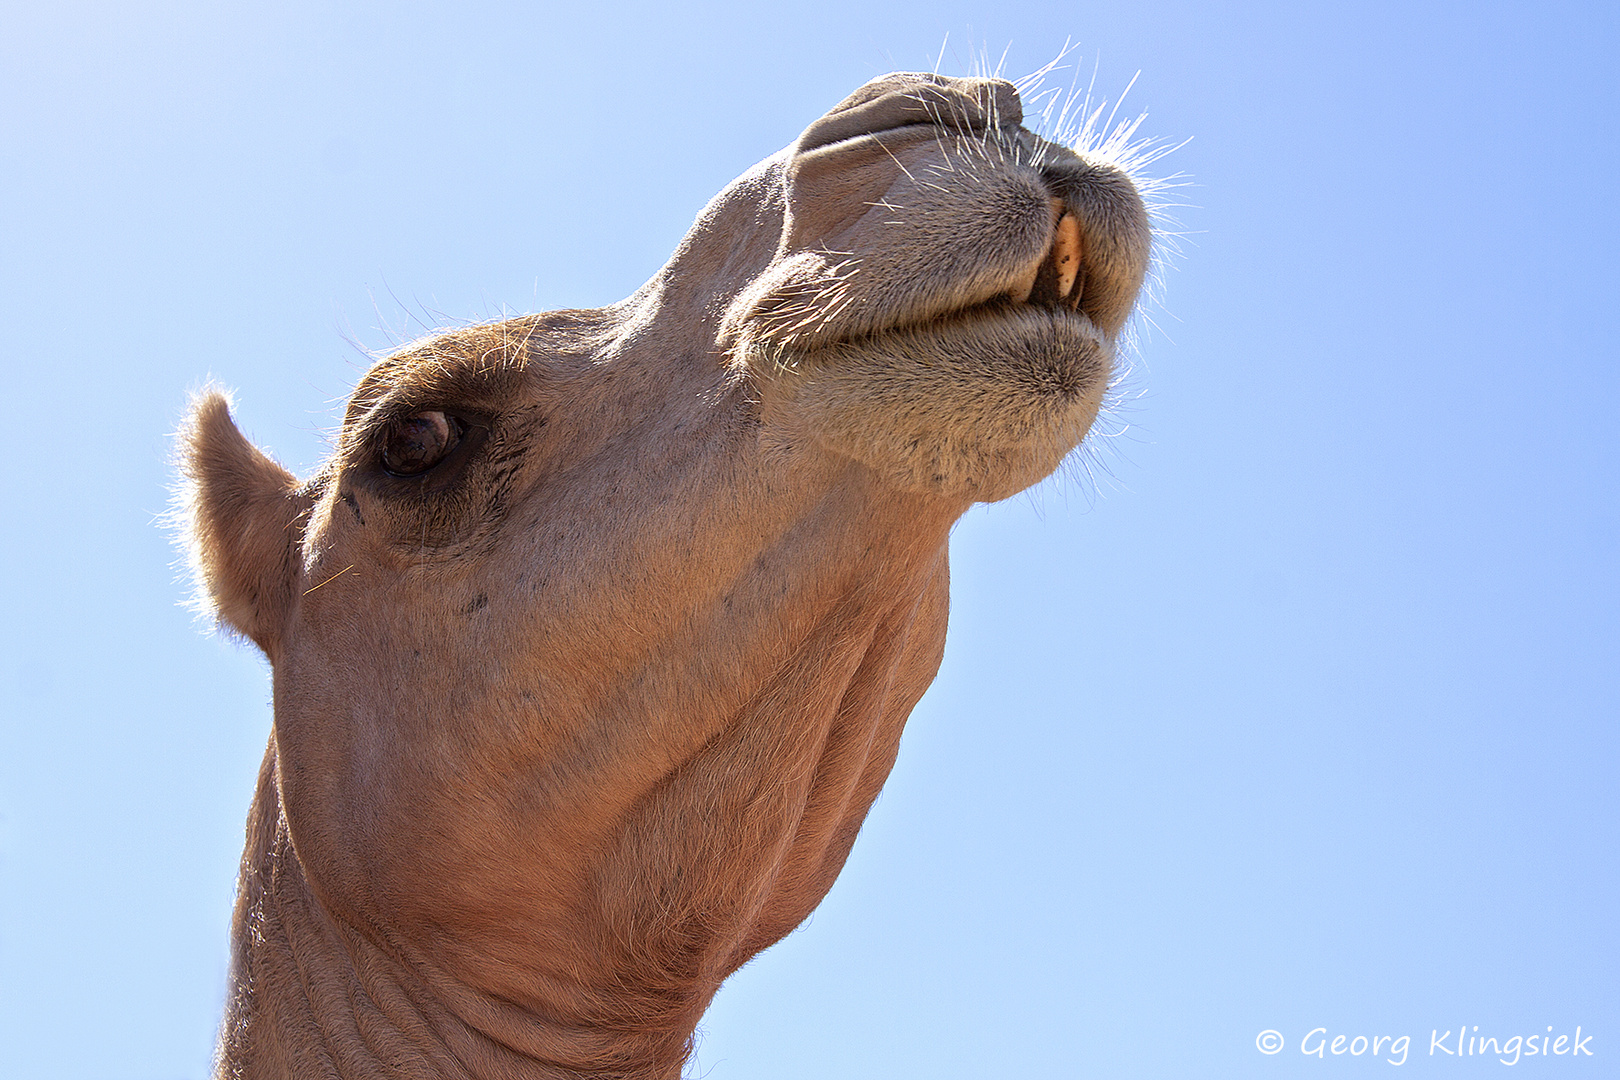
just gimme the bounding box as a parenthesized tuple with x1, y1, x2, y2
(808, 201, 1096, 358)
(828, 292, 1104, 368)
(724, 113, 1154, 373)
(725, 181, 1114, 369)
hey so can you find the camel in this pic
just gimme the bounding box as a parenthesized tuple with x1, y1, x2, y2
(178, 72, 1152, 1079)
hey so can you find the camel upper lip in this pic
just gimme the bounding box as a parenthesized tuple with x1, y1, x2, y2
(727, 183, 1107, 358)
(880, 196, 1090, 342)
(881, 200, 1089, 341)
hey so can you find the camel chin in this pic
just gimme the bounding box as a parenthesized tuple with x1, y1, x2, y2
(756, 303, 1113, 502)
(178, 71, 1154, 1080)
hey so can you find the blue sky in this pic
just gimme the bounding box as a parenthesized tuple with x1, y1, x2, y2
(1, 1, 1615, 1077)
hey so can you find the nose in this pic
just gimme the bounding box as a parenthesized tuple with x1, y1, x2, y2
(796, 72, 1024, 154)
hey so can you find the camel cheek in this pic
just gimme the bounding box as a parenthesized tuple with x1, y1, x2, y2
(178, 391, 311, 656)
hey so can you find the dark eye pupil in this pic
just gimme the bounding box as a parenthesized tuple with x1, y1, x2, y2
(383, 410, 463, 475)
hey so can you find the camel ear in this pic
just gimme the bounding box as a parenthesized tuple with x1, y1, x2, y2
(177, 391, 312, 654)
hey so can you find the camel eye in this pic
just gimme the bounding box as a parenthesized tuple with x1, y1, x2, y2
(382, 410, 465, 476)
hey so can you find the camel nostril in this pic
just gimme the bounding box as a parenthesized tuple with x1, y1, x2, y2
(383, 410, 464, 476)
(794, 73, 1022, 154)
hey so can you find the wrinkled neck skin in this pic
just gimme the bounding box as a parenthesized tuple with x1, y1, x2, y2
(223, 155, 965, 1080)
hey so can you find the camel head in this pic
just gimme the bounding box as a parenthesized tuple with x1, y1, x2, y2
(179, 72, 1151, 1079)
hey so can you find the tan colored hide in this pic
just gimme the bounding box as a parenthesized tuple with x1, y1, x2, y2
(179, 72, 1151, 1080)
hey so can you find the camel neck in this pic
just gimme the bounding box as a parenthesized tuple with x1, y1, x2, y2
(219, 744, 690, 1080)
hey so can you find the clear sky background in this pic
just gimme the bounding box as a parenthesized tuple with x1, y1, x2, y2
(1, 1, 1614, 1077)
